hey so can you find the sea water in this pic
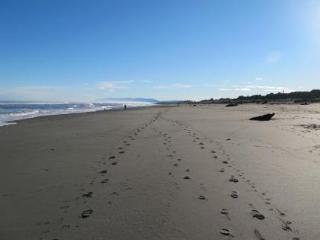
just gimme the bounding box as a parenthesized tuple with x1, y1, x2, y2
(0, 102, 151, 126)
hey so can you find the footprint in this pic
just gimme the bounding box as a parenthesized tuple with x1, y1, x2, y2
(111, 162, 118, 165)
(222, 161, 229, 164)
(82, 192, 93, 198)
(173, 163, 179, 167)
(99, 170, 107, 174)
(220, 228, 232, 236)
(276, 208, 286, 216)
(119, 151, 125, 154)
(100, 178, 109, 184)
(254, 229, 265, 240)
(231, 191, 238, 198)
(220, 208, 231, 220)
(185, 169, 190, 172)
(183, 176, 191, 180)
(219, 168, 225, 173)
(281, 221, 292, 232)
(251, 210, 265, 220)
(198, 195, 207, 200)
(109, 156, 116, 160)
(229, 175, 239, 183)
(81, 209, 93, 219)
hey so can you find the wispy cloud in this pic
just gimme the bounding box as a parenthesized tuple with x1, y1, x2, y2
(266, 51, 282, 64)
(219, 85, 294, 93)
(219, 87, 251, 92)
(153, 83, 192, 89)
(141, 80, 153, 83)
(97, 80, 134, 91)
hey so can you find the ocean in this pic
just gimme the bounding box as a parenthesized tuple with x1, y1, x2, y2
(0, 101, 153, 126)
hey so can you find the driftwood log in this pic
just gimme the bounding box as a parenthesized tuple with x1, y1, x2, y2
(250, 113, 275, 121)
(226, 103, 238, 107)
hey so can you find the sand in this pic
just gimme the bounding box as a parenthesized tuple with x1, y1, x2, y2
(1, 104, 320, 240)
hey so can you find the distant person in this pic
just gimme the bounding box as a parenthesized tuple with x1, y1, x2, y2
(124, 104, 127, 110)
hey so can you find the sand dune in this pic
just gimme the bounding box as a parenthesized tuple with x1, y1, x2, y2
(1, 104, 320, 239)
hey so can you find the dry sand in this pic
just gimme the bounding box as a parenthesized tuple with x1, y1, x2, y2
(1, 104, 320, 240)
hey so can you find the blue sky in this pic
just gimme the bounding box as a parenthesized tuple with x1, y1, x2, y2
(0, 0, 319, 101)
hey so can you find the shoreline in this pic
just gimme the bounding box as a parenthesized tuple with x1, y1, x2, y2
(0, 103, 162, 128)
(1, 101, 316, 128)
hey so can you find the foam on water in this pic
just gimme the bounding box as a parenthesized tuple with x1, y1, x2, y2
(0, 102, 150, 127)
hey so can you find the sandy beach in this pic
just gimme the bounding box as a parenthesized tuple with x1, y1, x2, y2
(1, 104, 320, 240)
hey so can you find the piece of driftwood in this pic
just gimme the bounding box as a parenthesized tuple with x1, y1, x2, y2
(250, 113, 275, 121)
(226, 103, 238, 107)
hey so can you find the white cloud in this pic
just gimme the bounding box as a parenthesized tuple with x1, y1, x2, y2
(141, 80, 153, 83)
(266, 51, 282, 64)
(255, 77, 263, 81)
(115, 80, 135, 84)
(219, 87, 251, 92)
(173, 83, 192, 88)
(98, 82, 114, 90)
(219, 88, 251, 92)
(97, 80, 134, 91)
(219, 85, 294, 93)
(153, 83, 192, 89)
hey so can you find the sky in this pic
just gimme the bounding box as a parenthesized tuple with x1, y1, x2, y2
(0, 0, 320, 102)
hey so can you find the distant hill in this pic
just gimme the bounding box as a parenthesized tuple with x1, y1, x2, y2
(192, 89, 320, 104)
(157, 100, 185, 104)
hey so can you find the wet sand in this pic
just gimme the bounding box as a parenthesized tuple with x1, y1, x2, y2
(1, 104, 320, 239)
